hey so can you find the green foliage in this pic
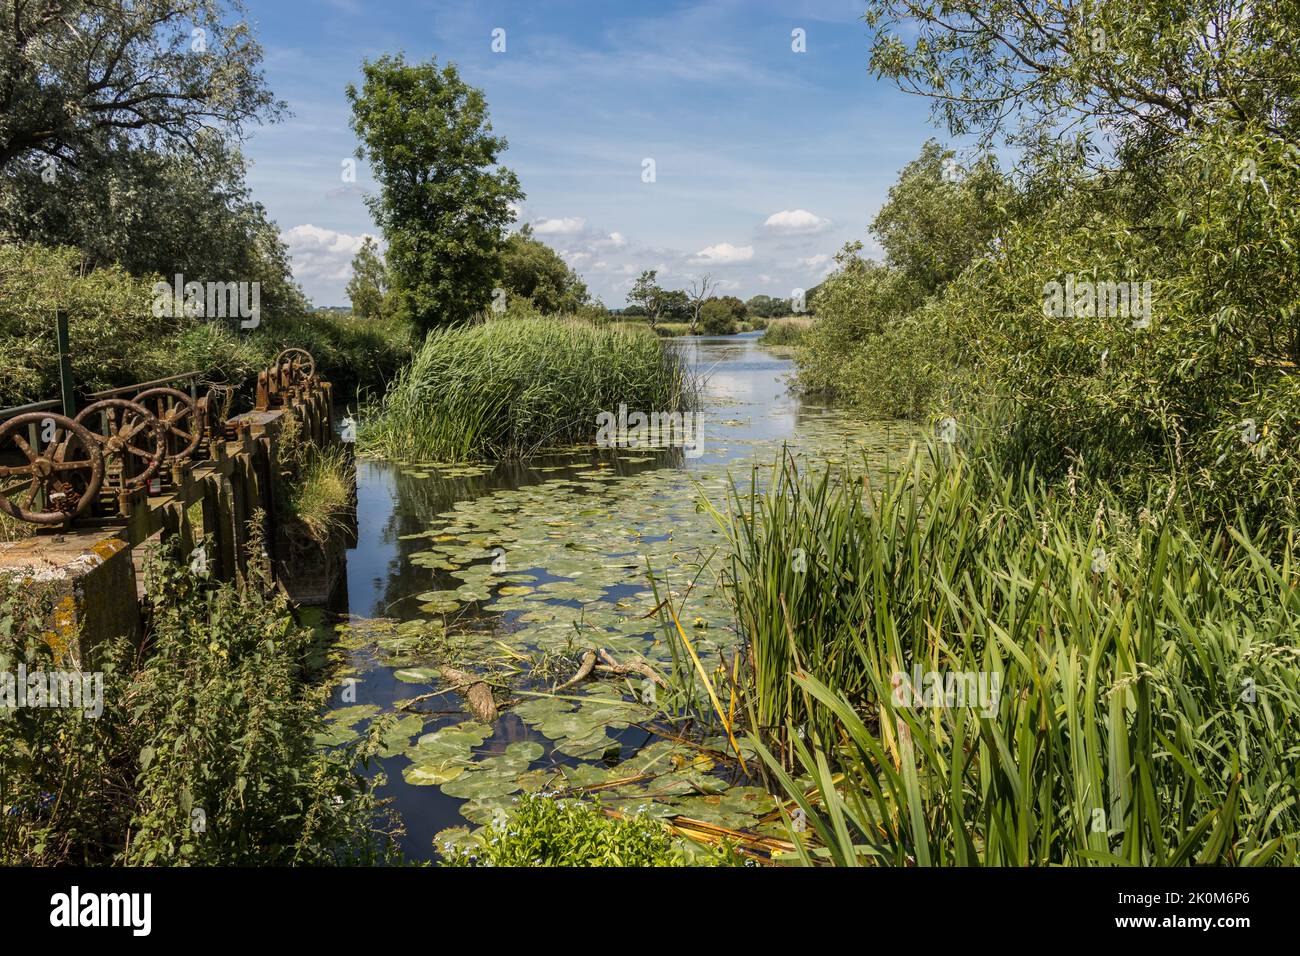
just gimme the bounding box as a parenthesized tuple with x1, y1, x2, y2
(361, 317, 696, 462)
(346, 237, 389, 320)
(715, 437, 1300, 866)
(276, 414, 356, 543)
(441, 794, 712, 866)
(500, 225, 590, 314)
(699, 299, 738, 335)
(745, 295, 792, 319)
(0, 0, 282, 170)
(347, 54, 524, 334)
(0, 243, 411, 407)
(1, 133, 308, 322)
(760, 317, 812, 347)
(0, 541, 397, 865)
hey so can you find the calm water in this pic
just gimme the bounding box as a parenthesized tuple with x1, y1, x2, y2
(331, 332, 910, 861)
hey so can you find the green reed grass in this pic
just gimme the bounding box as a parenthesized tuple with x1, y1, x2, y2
(706, 439, 1300, 865)
(360, 317, 697, 462)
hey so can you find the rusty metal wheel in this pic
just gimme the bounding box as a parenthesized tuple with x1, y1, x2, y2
(74, 399, 166, 491)
(275, 347, 316, 385)
(0, 413, 104, 524)
(132, 387, 201, 461)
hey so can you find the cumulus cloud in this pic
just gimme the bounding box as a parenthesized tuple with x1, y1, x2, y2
(797, 253, 830, 268)
(763, 209, 831, 234)
(533, 216, 587, 235)
(281, 224, 376, 287)
(692, 242, 754, 264)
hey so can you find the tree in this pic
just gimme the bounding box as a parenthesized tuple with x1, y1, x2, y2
(499, 224, 589, 314)
(870, 140, 1009, 295)
(686, 274, 718, 334)
(346, 237, 388, 319)
(628, 270, 665, 328)
(0, 0, 283, 170)
(699, 299, 738, 335)
(347, 54, 524, 333)
(864, 0, 1300, 167)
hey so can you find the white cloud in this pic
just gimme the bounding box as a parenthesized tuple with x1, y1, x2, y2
(797, 253, 830, 268)
(534, 216, 587, 235)
(692, 242, 754, 264)
(604, 232, 626, 247)
(763, 209, 832, 234)
(281, 224, 376, 288)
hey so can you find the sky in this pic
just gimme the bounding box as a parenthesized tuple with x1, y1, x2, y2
(240, 0, 947, 307)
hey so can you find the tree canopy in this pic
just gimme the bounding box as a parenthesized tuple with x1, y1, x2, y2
(347, 54, 524, 333)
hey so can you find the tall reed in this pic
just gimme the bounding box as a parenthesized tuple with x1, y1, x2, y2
(706, 440, 1300, 865)
(360, 317, 696, 462)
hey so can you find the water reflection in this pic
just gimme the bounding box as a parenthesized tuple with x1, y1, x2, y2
(336, 333, 882, 861)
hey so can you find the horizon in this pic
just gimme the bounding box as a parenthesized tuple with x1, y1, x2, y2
(242, 0, 951, 308)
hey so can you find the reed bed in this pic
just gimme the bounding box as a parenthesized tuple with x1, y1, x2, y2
(360, 317, 696, 462)
(761, 317, 814, 346)
(697, 440, 1300, 865)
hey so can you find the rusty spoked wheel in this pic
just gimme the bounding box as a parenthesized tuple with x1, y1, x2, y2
(73, 399, 166, 491)
(275, 347, 316, 386)
(133, 387, 201, 461)
(0, 413, 104, 524)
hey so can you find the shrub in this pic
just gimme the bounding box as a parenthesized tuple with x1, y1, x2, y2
(0, 539, 396, 865)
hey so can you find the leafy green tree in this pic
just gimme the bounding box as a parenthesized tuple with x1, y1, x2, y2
(870, 140, 1009, 295)
(499, 224, 589, 313)
(699, 298, 738, 335)
(0, 132, 306, 319)
(0, 0, 283, 170)
(865, 0, 1300, 165)
(346, 237, 388, 319)
(347, 55, 524, 333)
(628, 270, 665, 328)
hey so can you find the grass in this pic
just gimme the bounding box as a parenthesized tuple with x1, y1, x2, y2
(361, 316, 697, 462)
(276, 412, 355, 542)
(761, 317, 813, 346)
(697, 435, 1300, 866)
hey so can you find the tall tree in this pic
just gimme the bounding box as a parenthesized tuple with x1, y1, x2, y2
(0, 0, 283, 170)
(347, 54, 524, 333)
(346, 237, 388, 319)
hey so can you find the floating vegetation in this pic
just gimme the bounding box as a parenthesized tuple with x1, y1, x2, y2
(329, 337, 917, 858)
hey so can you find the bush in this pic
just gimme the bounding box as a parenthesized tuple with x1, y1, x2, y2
(0, 540, 396, 865)
(699, 300, 738, 335)
(361, 316, 697, 462)
(761, 317, 813, 347)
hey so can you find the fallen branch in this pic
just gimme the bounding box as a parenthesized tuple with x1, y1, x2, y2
(439, 665, 498, 722)
(596, 648, 668, 687)
(554, 649, 597, 691)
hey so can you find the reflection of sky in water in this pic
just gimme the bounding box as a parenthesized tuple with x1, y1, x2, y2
(336, 332, 840, 860)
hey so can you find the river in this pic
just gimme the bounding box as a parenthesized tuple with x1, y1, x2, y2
(326, 331, 913, 861)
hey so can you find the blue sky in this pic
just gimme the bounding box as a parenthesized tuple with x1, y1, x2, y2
(242, 0, 946, 306)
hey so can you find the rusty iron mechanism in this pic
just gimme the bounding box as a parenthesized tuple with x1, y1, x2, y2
(0, 349, 320, 528)
(256, 348, 317, 411)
